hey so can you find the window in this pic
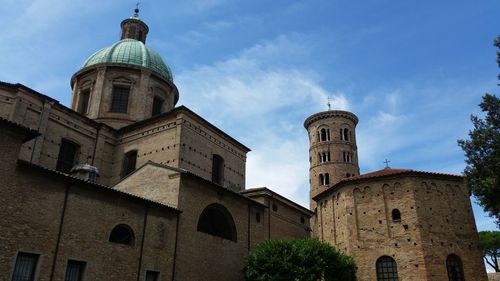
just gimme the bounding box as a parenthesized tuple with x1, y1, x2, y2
(78, 89, 90, 114)
(197, 203, 237, 241)
(121, 150, 137, 178)
(319, 128, 330, 142)
(56, 139, 80, 173)
(65, 260, 86, 281)
(145, 271, 159, 281)
(12, 252, 39, 281)
(447, 254, 465, 281)
(272, 203, 278, 212)
(211, 154, 224, 185)
(343, 151, 352, 163)
(392, 209, 401, 222)
(110, 85, 130, 113)
(376, 256, 399, 281)
(320, 173, 330, 186)
(151, 96, 164, 116)
(340, 128, 350, 141)
(256, 212, 261, 223)
(109, 224, 135, 246)
(319, 152, 331, 163)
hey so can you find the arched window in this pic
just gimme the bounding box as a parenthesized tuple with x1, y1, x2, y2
(197, 203, 237, 241)
(376, 256, 399, 281)
(392, 209, 401, 221)
(121, 150, 138, 178)
(212, 154, 224, 185)
(319, 128, 330, 142)
(320, 173, 330, 186)
(56, 139, 80, 173)
(447, 254, 465, 281)
(343, 151, 352, 163)
(109, 224, 135, 246)
(340, 128, 350, 141)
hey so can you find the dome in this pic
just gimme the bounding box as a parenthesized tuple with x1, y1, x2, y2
(81, 39, 173, 82)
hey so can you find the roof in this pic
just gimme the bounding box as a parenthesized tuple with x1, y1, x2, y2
(81, 39, 173, 81)
(313, 167, 464, 201)
(242, 187, 314, 216)
(17, 160, 180, 212)
(0, 117, 40, 142)
(304, 110, 358, 128)
(119, 105, 251, 152)
(124, 161, 267, 208)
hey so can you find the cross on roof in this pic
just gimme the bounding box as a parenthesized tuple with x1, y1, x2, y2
(327, 97, 332, 111)
(383, 159, 391, 168)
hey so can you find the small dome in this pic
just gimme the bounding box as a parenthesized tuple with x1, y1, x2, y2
(81, 39, 173, 82)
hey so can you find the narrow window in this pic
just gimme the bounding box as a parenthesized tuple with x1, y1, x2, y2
(343, 151, 352, 163)
(109, 224, 135, 246)
(211, 154, 224, 185)
(64, 260, 86, 281)
(145, 271, 159, 281)
(272, 203, 278, 212)
(300, 217, 305, 224)
(447, 254, 465, 281)
(256, 212, 261, 223)
(197, 203, 237, 241)
(392, 209, 401, 222)
(56, 139, 80, 173)
(319, 128, 330, 142)
(78, 89, 90, 114)
(110, 85, 130, 113)
(326, 152, 331, 162)
(343, 128, 349, 141)
(376, 256, 399, 281)
(121, 150, 137, 178)
(320, 173, 330, 186)
(12, 252, 39, 281)
(151, 96, 164, 116)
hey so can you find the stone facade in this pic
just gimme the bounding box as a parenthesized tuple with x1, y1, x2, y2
(0, 11, 312, 281)
(306, 110, 488, 281)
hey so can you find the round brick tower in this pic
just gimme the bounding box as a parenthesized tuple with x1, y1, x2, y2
(304, 110, 360, 208)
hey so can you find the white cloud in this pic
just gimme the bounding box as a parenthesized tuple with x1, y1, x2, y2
(175, 34, 344, 206)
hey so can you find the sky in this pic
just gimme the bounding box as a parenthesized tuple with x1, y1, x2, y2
(1, 0, 499, 234)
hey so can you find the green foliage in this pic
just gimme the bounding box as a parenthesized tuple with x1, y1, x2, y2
(244, 239, 356, 281)
(458, 36, 500, 226)
(479, 231, 500, 272)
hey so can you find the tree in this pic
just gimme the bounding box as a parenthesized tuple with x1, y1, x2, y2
(244, 239, 356, 281)
(458, 36, 500, 225)
(479, 231, 500, 272)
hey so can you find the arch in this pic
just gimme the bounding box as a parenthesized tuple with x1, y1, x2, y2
(446, 254, 465, 281)
(109, 224, 135, 246)
(56, 138, 80, 173)
(340, 127, 350, 141)
(391, 209, 401, 222)
(376, 256, 399, 281)
(197, 203, 237, 241)
(319, 127, 330, 142)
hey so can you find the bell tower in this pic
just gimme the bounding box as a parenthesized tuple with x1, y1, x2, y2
(304, 109, 360, 208)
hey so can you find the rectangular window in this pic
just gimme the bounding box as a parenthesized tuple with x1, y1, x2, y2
(12, 252, 39, 281)
(78, 90, 90, 114)
(121, 150, 138, 178)
(151, 96, 164, 116)
(56, 139, 80, 173)
(145, 271, 159, 281)
(110, 86, 130, 113)
(64, 260, 86, 281)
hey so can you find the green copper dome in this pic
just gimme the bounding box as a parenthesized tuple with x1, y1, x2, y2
(81, 39, 173, 82)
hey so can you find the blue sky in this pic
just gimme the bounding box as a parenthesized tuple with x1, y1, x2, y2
(1, 0, 499, 234)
